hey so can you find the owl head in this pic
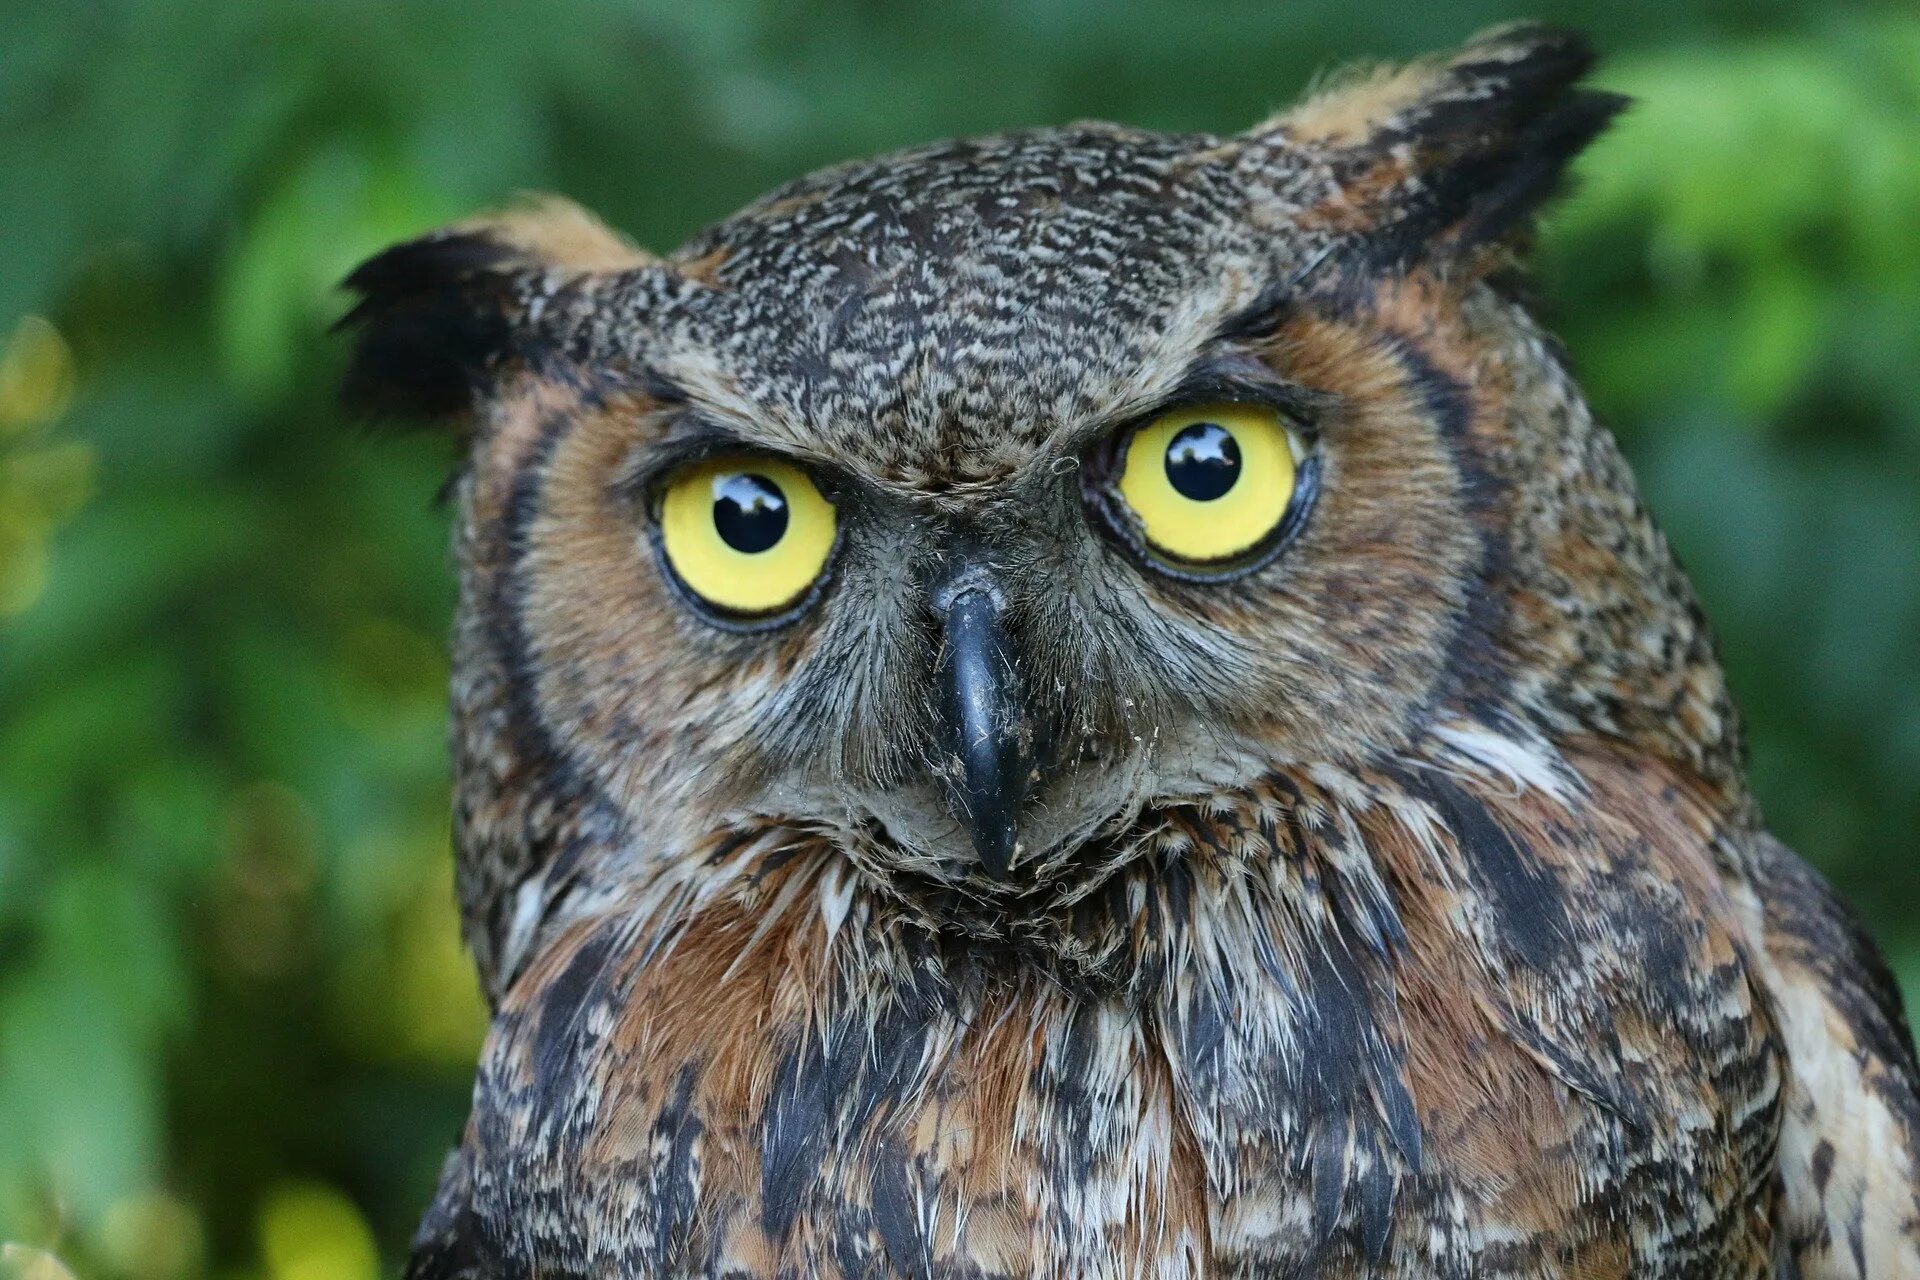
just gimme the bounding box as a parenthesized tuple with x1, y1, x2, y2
(341, 26, 1737, 963)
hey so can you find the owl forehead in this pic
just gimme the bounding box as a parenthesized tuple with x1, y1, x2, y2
(645, 126, 1314, 486)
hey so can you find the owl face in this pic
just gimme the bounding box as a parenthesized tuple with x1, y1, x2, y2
(344, 30, 1734, 915)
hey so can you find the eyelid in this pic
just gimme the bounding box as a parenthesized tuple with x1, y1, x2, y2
(613, 407, 864, 513)
(1155, 373, 1329, 435)
(1073, 365, 1329, 464)
(608, 411, 750, 505)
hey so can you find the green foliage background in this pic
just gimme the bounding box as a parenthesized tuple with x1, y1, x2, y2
(1, 2, 1917, 1277)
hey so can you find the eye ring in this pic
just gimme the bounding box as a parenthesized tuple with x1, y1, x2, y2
(1084, 401, 1318, 582)
(649, 455, 839, 631)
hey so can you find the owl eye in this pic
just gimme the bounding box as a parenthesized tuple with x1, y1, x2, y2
(1102, 402, 1306, 572)
(656, 456, 837, 620)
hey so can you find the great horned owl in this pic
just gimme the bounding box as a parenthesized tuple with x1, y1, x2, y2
(340, 25, 1920, 1280)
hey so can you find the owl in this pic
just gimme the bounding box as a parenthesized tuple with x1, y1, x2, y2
(339, 25, 1920, 1280)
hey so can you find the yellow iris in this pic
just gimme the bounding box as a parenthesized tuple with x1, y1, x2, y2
(658, 456, 836, 616)
(1114, 402, 1300, 566)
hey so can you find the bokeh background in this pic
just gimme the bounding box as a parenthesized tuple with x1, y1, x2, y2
(2, 1, 1917, 1277)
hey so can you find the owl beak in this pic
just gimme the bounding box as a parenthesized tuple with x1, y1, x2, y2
(935, 582, 1029, 879)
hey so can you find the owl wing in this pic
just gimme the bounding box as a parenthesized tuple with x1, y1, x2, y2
(1749, 833, 1920, 1278)
(402, 1148, 485, 1280)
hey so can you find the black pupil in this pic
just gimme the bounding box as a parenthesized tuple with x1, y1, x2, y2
(1164, 422, 1241, 501)
(712, 473, 789, 554)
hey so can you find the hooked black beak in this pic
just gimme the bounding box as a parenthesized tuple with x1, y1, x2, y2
(935, 581, 1030, 879)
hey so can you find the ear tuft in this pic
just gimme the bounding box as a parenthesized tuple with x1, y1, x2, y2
(455, 195, 655, 276)
(337, 196, 650, 424)
(1259, 24, 1627, 267)
(337, 233, 523, 422)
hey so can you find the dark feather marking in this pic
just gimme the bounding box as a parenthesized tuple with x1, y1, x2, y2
(1309, 1111, 1348, 1244)
(1810, 1139, 1835, 1194)
(1374, 330, 1514, 722)
(1345, 26, 1628, 271)
(527, 927, 620, 1123)
(1295, 934, 1415, 1253)
(759, 985, 940, 1241)
(1047, 1002, 1105, 1174)
(1404, 770, 1573, 971)
(1384, 765, 1649, 1130)
(636, 362, 691, 405)
(1177, 963, 1228, 1079)
(496, 406, 590, 793)
(869, 1142, 929, 1279)
(641, 1065, 705, 1272)
(458, 401, 626, 997)
(1355, 1150, 1400, 1264)
(337, 232, 525, 422)
(759, 1037, 834, 1241)
(404, 1148, 490, 1280)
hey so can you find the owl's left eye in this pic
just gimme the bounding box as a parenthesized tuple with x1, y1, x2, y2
(1093, 401, 1310, 575)
(655, 456, 837, 621)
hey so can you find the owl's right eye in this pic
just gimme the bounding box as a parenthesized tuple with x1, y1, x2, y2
(1088, 400, 1312, 579)
(655, 456, 837, 622)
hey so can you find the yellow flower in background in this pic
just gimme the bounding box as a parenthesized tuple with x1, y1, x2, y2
(0, 318, 74, 436)
(0, 316, 92, 617)
(258, 1184, 378, 1280)
(329, 827, 487, 1069)
(98, 1192, 203, 1280)
(0, 1245, 78, 1280)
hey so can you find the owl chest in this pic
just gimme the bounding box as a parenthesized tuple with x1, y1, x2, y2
(897, 955, 1777, 1279)
(471, 873, 1784, 1280)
